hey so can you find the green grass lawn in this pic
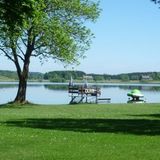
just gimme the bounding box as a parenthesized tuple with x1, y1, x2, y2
(0, 103, 160, 160)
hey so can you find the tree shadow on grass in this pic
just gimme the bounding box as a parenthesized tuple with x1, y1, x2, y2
(127, 114, 160, 119)
(2, 118, 160, 136)
(0, 102, 39, 109)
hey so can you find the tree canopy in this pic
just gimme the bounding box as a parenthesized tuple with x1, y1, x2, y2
(151, 0, 160, 4)
(0, 0, 100, 103)
(0, 0, 100, 65)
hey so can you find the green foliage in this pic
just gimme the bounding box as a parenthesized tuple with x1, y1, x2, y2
(0, 0, 100, 102)
(2, 70, 160, 82)
(120, 74, 129, 82)
(44, 70, 86, 82)
(28, 72, 44, 80)
(0, 0, 31, 27)
(130, 75, 139, 81)
(92, 74, 105, 81)
(0, 70, 18, 80)
(151, 0, 160, 4)
(0, 70, 43, 81)
(44, 84, 68, 90)
(0, 0, 100, 64)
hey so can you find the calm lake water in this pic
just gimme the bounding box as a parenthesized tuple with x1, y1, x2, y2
(0, 82, 160, 104)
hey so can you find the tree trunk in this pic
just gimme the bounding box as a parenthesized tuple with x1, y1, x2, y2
(12, 28, 34, 104)
(14, 62, 30, 103)
(14, 76, 27, 103)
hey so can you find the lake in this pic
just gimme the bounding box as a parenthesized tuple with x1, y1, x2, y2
(0, 82, 160, 104)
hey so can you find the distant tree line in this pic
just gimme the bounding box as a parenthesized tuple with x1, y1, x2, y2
(44, 71, 86, 82)
(89, 72, 160, 82)
(0, 70, 43, 81)
(1, 70, 160, 82)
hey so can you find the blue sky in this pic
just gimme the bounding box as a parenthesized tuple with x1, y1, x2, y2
(1, 0, 160, 74)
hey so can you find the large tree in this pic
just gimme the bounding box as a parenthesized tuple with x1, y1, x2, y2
(151, 0, 160, 4)
(0, 0, 100, 103)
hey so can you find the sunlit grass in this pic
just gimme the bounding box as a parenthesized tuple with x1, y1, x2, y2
(0, 103, 160, 160)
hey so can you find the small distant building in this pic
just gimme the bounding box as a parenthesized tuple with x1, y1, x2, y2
(141, 75, 152, 81)
(83, 75, 93, 80)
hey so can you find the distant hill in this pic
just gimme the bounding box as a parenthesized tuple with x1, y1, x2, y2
(88, 72, 160, 82)
(0, 70, 43, 81)
(44, 71, 160, 82)
(0, 70, 160, 82)
(44, 70, 86, 82)
(0, 70, 18, 80)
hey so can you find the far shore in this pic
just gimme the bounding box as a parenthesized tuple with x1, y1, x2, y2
(1, 79, 160, 84)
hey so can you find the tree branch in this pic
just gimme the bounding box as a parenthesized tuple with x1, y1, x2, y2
(17, 54, 25, 62)
(31, 49, 47, 57)
(34, 43, 45, 50)
(17, 43, 25, 56)
(12, 47, 22, 78)
(0, 48, 15, 62)
(20, 37, 27, 47)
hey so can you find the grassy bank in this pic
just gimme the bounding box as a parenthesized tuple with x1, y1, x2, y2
(0, 103, 160, 160)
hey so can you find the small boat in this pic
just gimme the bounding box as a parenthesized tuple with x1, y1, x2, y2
(127, 89, 145, 103)
(127, 89, 143, 98)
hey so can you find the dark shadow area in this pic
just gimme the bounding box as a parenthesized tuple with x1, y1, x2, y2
(0, 104, 8, 108)
(0, 101, 40, 109)
(2, 118, 160, 136)
(0, 103, 17, 108)
(128, 114, 160, 119)
(44, 84, 68, 91)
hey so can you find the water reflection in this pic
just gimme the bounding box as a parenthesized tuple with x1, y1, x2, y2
(119, 86, 160, 92)
(44, 84, 68, 90)
(0, 84, 17, 89)
(0, 82, 160, 104)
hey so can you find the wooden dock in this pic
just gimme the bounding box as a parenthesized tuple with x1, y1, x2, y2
(97, 98, 111, 103)
(68, 86, 101, 104)
(68, 85, 110, 104)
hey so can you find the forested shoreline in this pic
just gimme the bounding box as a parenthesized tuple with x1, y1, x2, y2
(1, 70, 160, 83)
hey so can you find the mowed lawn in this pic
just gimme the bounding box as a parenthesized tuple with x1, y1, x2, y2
(0, 103, 160, 160)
